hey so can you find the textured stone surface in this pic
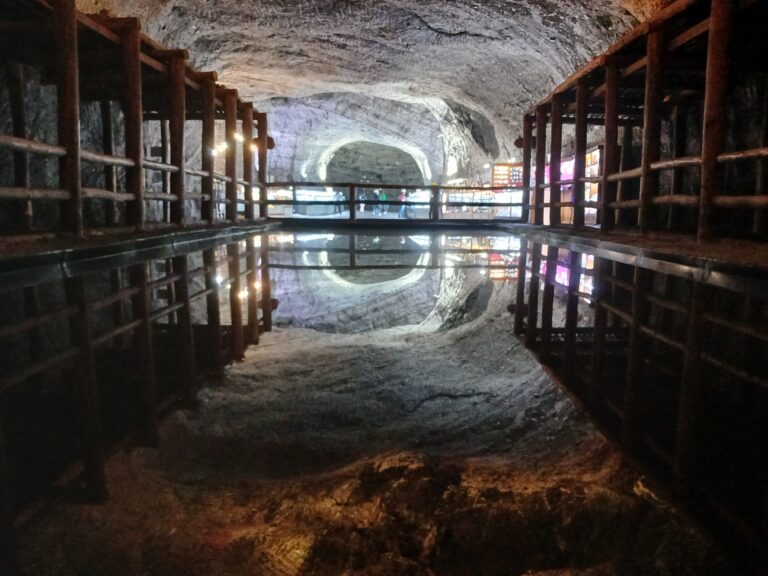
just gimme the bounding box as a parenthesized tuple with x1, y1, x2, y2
(75, 0, 672, 181)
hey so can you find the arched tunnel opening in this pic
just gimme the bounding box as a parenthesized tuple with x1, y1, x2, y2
(1, 1, 768, 575)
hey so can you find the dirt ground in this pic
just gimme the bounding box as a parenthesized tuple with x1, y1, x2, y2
(17, 270, 739, 576)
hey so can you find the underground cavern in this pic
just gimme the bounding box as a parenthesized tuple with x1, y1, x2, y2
(1, 0, 768, 574)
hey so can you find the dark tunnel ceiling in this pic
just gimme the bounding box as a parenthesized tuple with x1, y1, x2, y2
(77, 0, 675, 180)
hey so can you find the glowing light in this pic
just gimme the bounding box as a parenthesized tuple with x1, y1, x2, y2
(483, 163, 491, 169)
(234, 132, 245, 143)
(211, 148, 219, 157)
(215, 274, 224, 284)
(446, 156, 458, 177)
(250, 143, 258, 153)
(239, 289, 249, 300)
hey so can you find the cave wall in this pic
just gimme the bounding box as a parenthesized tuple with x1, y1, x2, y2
(75, 0, 675, 183)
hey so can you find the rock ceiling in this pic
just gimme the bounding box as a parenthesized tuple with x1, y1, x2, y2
(77, 0, 673, 182)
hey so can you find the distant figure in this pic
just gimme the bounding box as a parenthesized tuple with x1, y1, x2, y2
(358, 190, 367, 214)
(372, 190, 381, 215)
(333, 190, 344, 214)
(398, 191, 407, 218)
(380, 190, 388, 214)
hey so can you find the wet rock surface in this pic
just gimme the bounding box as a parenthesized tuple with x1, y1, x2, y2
(18, 273, 738, 575)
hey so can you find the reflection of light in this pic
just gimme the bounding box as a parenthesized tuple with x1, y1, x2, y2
(275, 234, 294, 244)
(296, 234, 335, 242)
(254, 280, 261, 290)
(239, 289, 249, 299)
(215, 274, 224, 284)
(303, 251, 309, 257)
(408, 235, 431, 247)
(320, 251, 328, 259)
(446, 156, 458, 177)
(234, 132, 245, 143)
(250, 143, 258, 153)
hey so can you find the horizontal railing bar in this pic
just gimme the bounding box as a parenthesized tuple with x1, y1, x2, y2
(0, 305, 78, 340)
(599, 301, 633, 323)
(701, 352, 768, 390)
(0, 347, 79, 393)
(607, 167, 643, 182)
(639, 325, 686, 352)
(702, 312, 768, 343)
(0, 134, 66, 157)
(143, 192, 178, 202)
(92, 319, 143, 349)
(651, 156, 701, 171)
(80, 150, 135, 168)
(148, 273, 183, 291)
(82, 188, 135, 202)
(717, 147, 768, 163)
(711, 195, 768, 208)
(185, 168, 210, 178)
(0, 187, 70, 200)
(143, 160, 179, 173)
(651, 194, 700, 206)
(149, 302, 185, 322)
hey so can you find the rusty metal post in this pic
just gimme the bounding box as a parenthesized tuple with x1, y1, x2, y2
(349, 184, 357, 221)
(172, 255, 197, 404)
(540, 246, 558, 362)
(100, 101, 118, 226)
(257, 112, 269, 218)
(754, 76, 768, 236)
(622, 266, 651, 447)
(522, 115, 533, 223)
(562, 250, 582, 386)
(639, 29, 664, 233)
(615, 126, 634, 227)
(589, 258, 610, 409)
(224, 90, 239, 222)
(260, 234, 273, 332)
(698, 0, 734, 241)
(201, 73, 216, 224)
(246, 237, 260, 345)
(203, 248, 224, 375)
(6, 61, 32, 230)
(129, 263, 159, 444)
(430, 185, 441, 221)
(242, 103, 255, 220)
(55, 0, 83, 235)
(534, 106, 548, 225)
(668, 105, 688, 231)
(227, 243, 244, 360)
(601, 63, 620, 233)
(66, 276, 107, 501)
(168, 54, 188, 224)
(574, 79, 589, 228)
(525, 243, 542, 348)
(673, 281, 706, 496)
(550, 96, 563, 226)
(513, 241, 528, 335)
(118, 21, 144, 228)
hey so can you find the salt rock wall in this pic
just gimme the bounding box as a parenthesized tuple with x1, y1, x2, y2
(75, 0, 674, 183)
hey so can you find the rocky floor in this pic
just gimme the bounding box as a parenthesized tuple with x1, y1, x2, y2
(17, 275, 738, 575)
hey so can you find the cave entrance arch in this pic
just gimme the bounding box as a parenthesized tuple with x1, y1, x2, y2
(326, 142, 425, 186)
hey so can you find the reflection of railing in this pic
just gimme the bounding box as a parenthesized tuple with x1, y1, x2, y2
(263, 182, 525, 222)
